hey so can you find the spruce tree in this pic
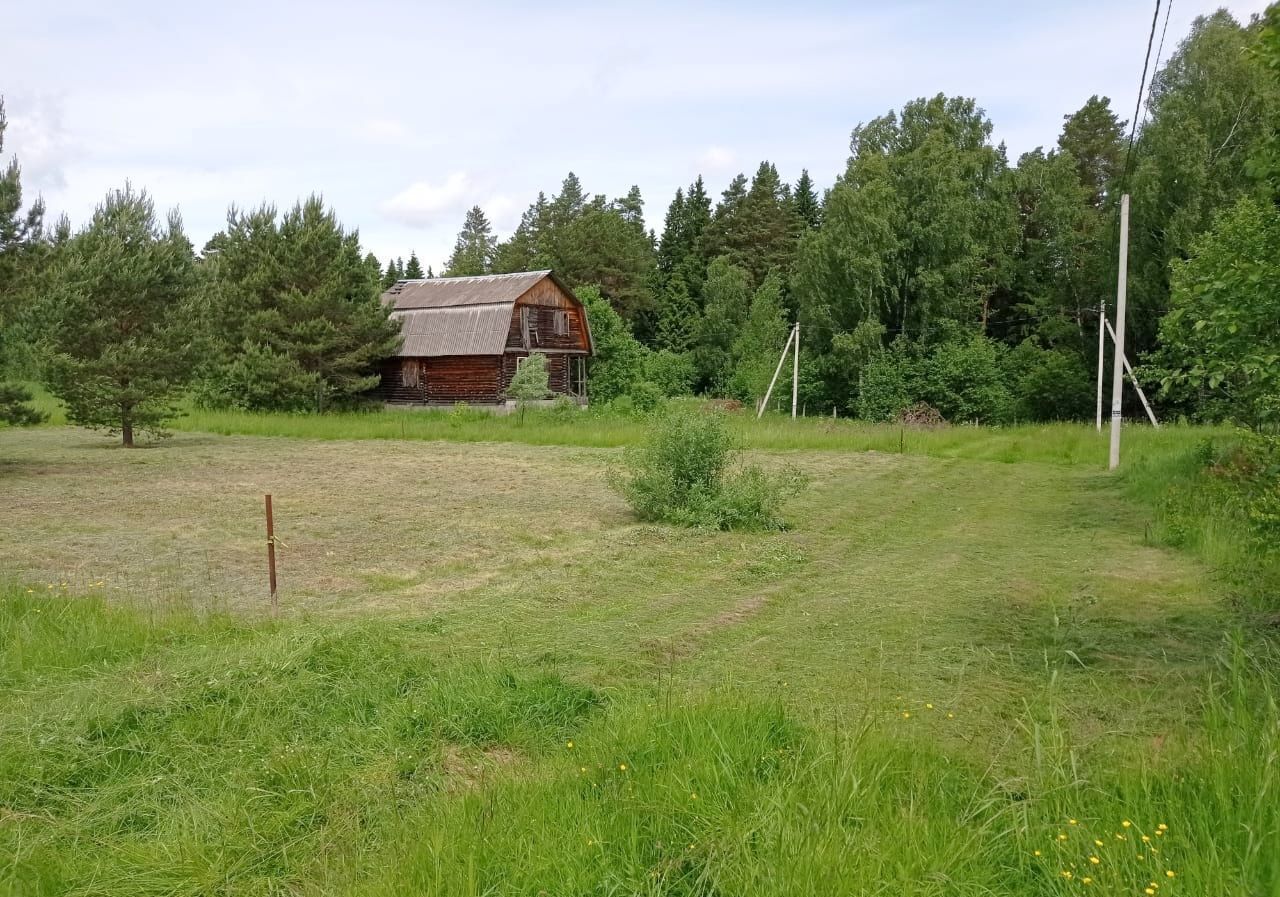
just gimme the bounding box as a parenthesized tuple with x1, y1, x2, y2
(445, 206, 496, 276)
(729, 270, 790, 403)
(0, 97, 47, 426)
(493, 192, 549, 273)
(656, 187, 686, 275)
(44, 186, 198, 445)
(692, 256, 752, 393)
(656, 273, 698, 352)
(404, 251, 425, 279)
(793, 169, 821, 230)
(198, 195, 402, 412)
(382, 258, 400, 289)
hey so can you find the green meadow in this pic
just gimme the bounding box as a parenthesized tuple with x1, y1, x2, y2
(1, 408, 1276, 895)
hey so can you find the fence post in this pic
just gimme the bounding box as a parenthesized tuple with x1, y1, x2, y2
(265, 494, 278, 617)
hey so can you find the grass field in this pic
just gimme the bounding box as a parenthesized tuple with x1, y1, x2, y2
(2, 414, 1277, 895)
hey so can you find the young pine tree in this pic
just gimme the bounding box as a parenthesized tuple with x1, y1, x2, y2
(45, 186, 198, 445)
(403, 251, 425, 279)
(199, 196, 402, 412)
(0, 97, 47, 426)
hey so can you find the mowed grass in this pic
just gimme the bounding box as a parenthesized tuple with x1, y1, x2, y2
(1, 421, 1277, 894)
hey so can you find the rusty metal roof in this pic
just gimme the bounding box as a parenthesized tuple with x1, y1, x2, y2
(384, 270, 556, 310)
(391, 305, 512, 357)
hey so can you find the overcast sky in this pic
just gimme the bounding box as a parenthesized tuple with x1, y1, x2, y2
(2, 1, 1270, 271)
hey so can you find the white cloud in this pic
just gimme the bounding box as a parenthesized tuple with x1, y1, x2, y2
(378, 172, 473, 227)
(5, 93, 78, 192)
(698, 146, 738, 174)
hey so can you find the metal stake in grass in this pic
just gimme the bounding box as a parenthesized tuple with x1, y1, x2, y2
(265, 493, 278, 617)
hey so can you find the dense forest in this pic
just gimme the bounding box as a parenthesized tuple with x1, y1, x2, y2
(1, 7, 1278, 437)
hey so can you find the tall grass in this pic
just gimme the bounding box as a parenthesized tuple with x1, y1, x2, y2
(1, 586, 1276, 895)
(166, 400, 1221, 467)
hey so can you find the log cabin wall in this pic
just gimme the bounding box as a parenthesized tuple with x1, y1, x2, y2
(423, 356, 503, 403)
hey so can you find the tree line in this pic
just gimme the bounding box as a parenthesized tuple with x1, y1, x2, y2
(1, 7, 1277, 442)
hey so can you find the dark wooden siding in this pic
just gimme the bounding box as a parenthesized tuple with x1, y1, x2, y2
(505, 278, 591, 353)
(423, 356, 503, 403)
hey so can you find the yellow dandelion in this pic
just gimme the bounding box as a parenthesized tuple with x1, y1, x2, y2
(1094, 839, 1104, 847)
(1142, 835, 1151, 843)
(1033, 850, 1042, 857)
(1069, 818, 1079, 825)
(1157, 823, 1168, 831)
(566, 740, 574, 749)
(1057, 833, 1069, 841)
(925, 703, 933, 709)
(1138, 853, 1145, 860)
(1146, 889, 1156, 896)
(1089, 856, 1100, 865)
(619, 763, 627, 771)
(579, 766, 587, 773)
(1082, 877, 1093, 885)
(1122, 820, 1132, 828)
(902, 711, 911, 719)
(1115, 833, 1126, 840)
(1149, 883, 1159, 889)
(25, 589, 33, 593)
(1165, 871, 1175, 879)
(1155, 830, 1165, 837)
(1061, 871, 1073, 880)
(690, 792, 698, 800)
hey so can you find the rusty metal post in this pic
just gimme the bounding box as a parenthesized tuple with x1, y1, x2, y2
(265, 494, 278, 616)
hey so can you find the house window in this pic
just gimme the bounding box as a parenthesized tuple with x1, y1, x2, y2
(553, 310, 569, 336)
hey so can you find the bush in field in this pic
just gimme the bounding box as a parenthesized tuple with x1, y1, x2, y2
(642, 349, 695, 397)
(857, 336, 1014, 424)
(612, 409, 807, 530)
(627, 380, 665, 413)
(508, 352, 550, 423)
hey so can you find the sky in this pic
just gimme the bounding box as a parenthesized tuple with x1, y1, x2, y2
(1, 0, 1271, 272)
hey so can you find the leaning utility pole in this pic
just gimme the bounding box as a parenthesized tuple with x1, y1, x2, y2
(757, 323, 797, 420)
(1108, 194, 1130, 470)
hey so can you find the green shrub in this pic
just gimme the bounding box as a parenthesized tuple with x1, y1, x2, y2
(611, 409, 807, 530)
(642, 349, 695, 397)
(627, 381, 665, 413)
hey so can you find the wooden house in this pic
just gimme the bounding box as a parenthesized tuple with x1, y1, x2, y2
(375, 270, 593, 405)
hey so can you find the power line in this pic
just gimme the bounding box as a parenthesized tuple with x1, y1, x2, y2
(1141, 0, 1175, 132)
(1121, 0, 1164, 187)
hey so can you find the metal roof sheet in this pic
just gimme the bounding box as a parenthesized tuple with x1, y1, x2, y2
(384, 270, 553, 310)
(390, 304, 513, 357)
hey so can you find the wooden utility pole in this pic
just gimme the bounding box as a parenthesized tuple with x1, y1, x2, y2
(264, 494, 278, 616)
(791, 323, 799, 419)
(1108, 194, 1130, 470)
(1095, 297, 1106, 431)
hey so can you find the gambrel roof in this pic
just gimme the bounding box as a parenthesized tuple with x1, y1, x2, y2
(381, 270, 586, 357)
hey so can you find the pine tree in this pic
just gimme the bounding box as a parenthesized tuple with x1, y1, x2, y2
(616, 185, 645, 232)
(403, 251, 425, 279)
(198, 196, 402, 412)
(382, 258, 399, 289)
(549, 172, 586, 226)
(44, 186, 198, 445)
(445, 206, 496, 276)
(0, 97, 47, 426)
(1057, 95, 1125, 208)
(656, 187, 686, 275)
(793, 169, 821, 230)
